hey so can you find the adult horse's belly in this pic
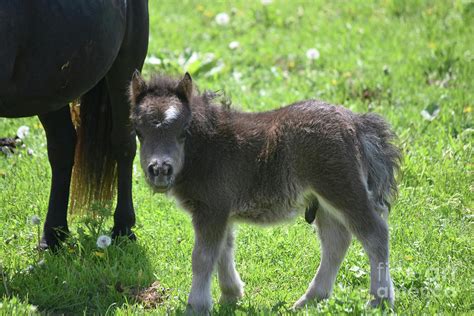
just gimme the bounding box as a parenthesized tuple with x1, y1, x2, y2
(0, 0, 127, 117)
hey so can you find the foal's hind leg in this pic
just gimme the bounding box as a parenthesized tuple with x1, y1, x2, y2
(351, 209, 394, 307)
(293, 207, 351, 309)
(38, 106, 76, 249)
(338, 194, 394, 307)
(217, 225, 244, 304)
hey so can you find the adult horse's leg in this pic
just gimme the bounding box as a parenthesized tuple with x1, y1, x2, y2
(38, 106, 76, 249)
(106, 0, 149, 239)
(108, 86, 136, 240)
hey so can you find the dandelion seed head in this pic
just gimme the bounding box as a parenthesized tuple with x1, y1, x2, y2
(30, 215, 41, 225)
(17, 126, 30, 139)
(96, 235, 112, 249)
(145, 56, 161, 65)
(215, 12, 230, 26)
(232, 71, 243, 81)
(306, 48, 320, 60)
(228, 41, 240, 50)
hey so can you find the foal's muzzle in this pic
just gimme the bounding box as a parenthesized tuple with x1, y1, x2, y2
(147, 160, 173, 191)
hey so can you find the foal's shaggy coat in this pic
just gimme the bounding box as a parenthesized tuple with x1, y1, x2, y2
(130, 72, 401, 314)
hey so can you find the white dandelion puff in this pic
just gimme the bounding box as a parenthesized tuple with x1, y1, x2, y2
(232, 71, 243, 81)
(306, 48, 320, 60)
(96, 235, 112, 249)
(145, 56, 161, 65)
(420, 109, 440, 121)
(261, 0, 273, 5)
(30, 215, 41, 226)
(215, 12, 230, 26)
(228, 41, 240, 50)
(17, 126, 30, 139)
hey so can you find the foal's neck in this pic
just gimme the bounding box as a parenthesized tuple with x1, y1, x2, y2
(189, 97, 270, 152)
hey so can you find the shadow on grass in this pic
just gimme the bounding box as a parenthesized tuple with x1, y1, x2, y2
(172, 301, 291, 315)
(215, 301, 291, 315)
(3, 236, 158, 314)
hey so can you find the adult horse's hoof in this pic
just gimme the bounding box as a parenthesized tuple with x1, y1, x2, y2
(111, 226, 136, 241)
(39, 226, 69, 251)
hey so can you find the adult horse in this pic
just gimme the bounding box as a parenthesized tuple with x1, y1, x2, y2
(0, 1, 149, 248)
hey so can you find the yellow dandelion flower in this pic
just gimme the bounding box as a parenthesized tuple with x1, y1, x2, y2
(94, 251, 106, 258)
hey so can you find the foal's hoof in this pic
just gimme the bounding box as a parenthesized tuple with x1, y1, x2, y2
(111, 226, 136, 241)
(185, 304, 211, 316)
(39, 227, 69, 251)
(367, 297, 394, 310)
(368, 286, 395, 309)
(293, 293, 328, 310)
(219, 284, 244, 305)
(219, 292, 243, 305)
(292, 296, 310, 310)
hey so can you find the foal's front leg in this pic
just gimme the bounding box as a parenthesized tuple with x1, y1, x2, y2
(218, 225, 244, 304)
(187, 211, 228, 314)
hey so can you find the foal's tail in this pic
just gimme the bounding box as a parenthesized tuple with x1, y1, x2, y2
(357, 113, 402, 211)
(70, 78, 117, 213)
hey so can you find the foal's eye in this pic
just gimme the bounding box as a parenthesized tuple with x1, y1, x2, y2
(178, 125, 189, 143)
(178, 129, 187, 143)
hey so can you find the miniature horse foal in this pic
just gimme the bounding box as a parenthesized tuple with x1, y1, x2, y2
(129, 72, 401, 314)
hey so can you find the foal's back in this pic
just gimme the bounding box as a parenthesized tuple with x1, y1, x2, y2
(195, 100, 365, 224)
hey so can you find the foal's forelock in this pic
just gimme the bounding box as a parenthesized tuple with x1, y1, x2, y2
(163, 105, 180, 125)
(133, 95, 185, 127)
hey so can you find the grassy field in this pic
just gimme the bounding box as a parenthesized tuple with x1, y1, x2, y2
(1, 0, 473, 314)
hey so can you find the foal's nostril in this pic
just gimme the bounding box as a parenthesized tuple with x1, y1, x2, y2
(147, 162, 173, 177)
(160, 163, 173, 176)
(147, 163, 159, 177)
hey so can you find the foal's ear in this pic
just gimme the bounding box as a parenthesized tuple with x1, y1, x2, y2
(129, 70, 147, 105)
(177, 72, 193, 102)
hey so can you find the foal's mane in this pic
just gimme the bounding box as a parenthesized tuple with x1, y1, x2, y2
(146, 74, 232, 110)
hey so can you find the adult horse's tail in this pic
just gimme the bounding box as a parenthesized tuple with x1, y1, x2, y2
(70, 79, 117, 213)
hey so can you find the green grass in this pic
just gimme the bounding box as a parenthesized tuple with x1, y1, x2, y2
(1, 0, 473, 314)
